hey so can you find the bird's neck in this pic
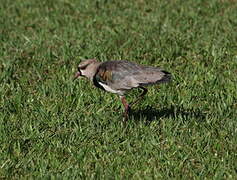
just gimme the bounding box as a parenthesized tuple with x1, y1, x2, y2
(88, 62, 102, 81)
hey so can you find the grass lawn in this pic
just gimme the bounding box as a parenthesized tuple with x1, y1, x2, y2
(0, 0, 237, 178)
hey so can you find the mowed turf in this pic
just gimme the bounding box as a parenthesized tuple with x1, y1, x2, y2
(0, 0, 237, 178)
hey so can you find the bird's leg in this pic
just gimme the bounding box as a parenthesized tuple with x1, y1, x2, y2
(120, 87, 147, 121)
(130, 87, 148, 107)
(120, 96, 131, 121)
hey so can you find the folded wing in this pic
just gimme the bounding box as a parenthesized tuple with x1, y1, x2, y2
(94, 60, 171, 91)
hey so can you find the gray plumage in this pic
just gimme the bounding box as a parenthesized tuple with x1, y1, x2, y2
(94, 60, 171, 95)
(74, 59, 171, 120)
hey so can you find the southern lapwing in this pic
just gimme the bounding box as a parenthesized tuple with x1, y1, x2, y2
(74, 59, 171, 120)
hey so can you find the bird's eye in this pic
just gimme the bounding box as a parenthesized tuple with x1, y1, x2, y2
(78, 66, 84, 70)
(79, 65, 88, 71)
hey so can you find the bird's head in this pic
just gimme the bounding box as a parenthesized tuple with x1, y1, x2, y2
(74, 59, 101, 81)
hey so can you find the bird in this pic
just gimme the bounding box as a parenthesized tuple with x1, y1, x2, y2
(74, 59, 171, 120)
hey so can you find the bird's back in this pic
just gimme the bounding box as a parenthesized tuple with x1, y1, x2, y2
(94, 60, 171, 93)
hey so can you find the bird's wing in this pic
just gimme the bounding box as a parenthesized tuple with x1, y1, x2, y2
(131, 66, 171, 86)
(94, 61, 140, 90)
(94, 60, 171, 91)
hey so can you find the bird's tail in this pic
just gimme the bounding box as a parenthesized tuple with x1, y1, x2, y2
(137, 69, 172, 87)
(158, 70, 172, 83)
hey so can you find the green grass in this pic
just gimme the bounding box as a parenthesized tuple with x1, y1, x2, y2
(0, 0, 237, 178)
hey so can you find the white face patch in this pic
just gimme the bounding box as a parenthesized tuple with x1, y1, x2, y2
(80, 69, 86, 76)
(79, 68, 92, 80)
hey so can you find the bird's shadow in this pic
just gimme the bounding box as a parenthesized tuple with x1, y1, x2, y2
(129, 105, 206, 124)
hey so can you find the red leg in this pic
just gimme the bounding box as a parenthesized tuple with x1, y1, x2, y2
(120, 96, 130, 121)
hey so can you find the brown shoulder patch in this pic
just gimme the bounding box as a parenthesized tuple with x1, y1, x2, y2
(98, 69, 112, 82)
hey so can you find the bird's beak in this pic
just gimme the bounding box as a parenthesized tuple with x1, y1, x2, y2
(73, 71, 81, 81)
